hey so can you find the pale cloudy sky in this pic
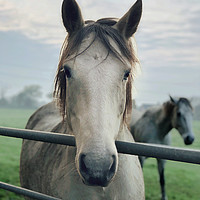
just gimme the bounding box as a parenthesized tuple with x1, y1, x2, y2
(0, 0, 200, 105)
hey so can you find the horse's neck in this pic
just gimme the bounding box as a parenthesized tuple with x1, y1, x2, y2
(156, 103, 174, 138)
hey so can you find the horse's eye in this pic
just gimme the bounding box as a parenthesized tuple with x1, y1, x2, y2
(63, 66, 72, 78)
(123, 70, 130, 81)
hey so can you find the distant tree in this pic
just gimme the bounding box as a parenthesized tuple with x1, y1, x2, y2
(0, 87, 9, 108)
(194, 105, 200, 120)
(11, 85, 42, 109)
(0, 97, 8, 107)
(46, 92, 53, 100)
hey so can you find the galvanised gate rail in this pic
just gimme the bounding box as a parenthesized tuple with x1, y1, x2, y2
(0, 181, 60, 200)
(0, 126, 200, 199)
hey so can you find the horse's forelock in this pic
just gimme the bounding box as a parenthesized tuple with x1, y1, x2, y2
(54, 19, 136, 122)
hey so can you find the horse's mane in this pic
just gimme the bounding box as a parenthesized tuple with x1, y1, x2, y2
(54, 18, 138, 124)
(163, 101, 174, 116)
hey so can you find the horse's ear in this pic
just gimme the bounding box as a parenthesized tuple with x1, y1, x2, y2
(115, 0, 142, 39)
(169, 95, 177, 104)
(62, 0, 84, 35)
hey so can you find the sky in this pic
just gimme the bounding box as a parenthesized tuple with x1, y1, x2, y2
(0, 0, 200, 105)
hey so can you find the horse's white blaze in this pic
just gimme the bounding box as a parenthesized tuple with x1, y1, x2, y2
(172, 101, 194, 141)
(64, 35, 132, 183)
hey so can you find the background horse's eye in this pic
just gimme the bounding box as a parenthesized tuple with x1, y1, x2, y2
(64, 66, 72, 78)
(123, 70, 130, 81)
(177, 111, 181, 117)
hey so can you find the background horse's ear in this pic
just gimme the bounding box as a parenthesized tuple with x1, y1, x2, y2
(169, 95, 178, 104)
(115, 0, 142, 39)
(62, 0, 84, 35)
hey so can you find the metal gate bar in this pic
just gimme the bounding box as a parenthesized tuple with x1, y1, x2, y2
(0, 181, 61, 200)
(0, 126, 200, 164)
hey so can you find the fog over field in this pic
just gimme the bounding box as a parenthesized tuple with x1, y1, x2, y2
(0, 0, 200, 105)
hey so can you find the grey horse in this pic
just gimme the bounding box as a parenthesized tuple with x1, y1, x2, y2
(20, 0, 145, 199)
(130, 96, 195, 200)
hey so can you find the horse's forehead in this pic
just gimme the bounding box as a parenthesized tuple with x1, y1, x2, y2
(79, 33, 121, 58)
(80, 35, 109, 62)
(69, 34, 131, 72)
(178, 102, 191, 113)
(80, 33, 102, 49)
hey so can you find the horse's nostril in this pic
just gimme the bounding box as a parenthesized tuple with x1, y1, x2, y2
(107, 155, 117, 180)
(109, 155, 117, 172)
(79, 154, 88, 174)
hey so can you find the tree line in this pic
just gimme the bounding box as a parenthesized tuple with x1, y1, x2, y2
(0, 85, 200, 120)
(0, 85, 47, 109)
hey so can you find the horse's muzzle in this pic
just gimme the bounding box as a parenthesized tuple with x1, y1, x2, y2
(79, 153, 117, 187)
(184, 135, 194, 145)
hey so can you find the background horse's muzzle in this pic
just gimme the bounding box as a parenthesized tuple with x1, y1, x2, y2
(79, 153, 117, 187)
(184, 135, 195, 145)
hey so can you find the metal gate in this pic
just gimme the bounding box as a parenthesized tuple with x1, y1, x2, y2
(0, 126, 200, 199)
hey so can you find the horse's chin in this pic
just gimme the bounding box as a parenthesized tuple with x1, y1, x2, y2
(81, 178, 111, 187)
(78, 167, 115, 187)
(184, 140, 194, 145)
(77, 164, 115, 187)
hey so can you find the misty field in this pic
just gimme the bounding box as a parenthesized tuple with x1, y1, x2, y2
(0, 108, 200, 200)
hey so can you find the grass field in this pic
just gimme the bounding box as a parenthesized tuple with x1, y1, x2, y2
(0, 108, 200, 200)
(0, 108, 35, 200)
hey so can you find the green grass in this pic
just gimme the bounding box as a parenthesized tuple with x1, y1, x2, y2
(144, 121, 200, 200)
(0, 108, 35, 129)
(0, 108, 35, 200)
(0, 108, 200, 199)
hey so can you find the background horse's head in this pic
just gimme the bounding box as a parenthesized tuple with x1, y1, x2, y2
(170, 96, 195, 145)
(54, 0, 142, 187)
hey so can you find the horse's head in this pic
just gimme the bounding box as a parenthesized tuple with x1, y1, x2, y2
(170, 96, 195, 145)
(54, 0, 142, 187)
